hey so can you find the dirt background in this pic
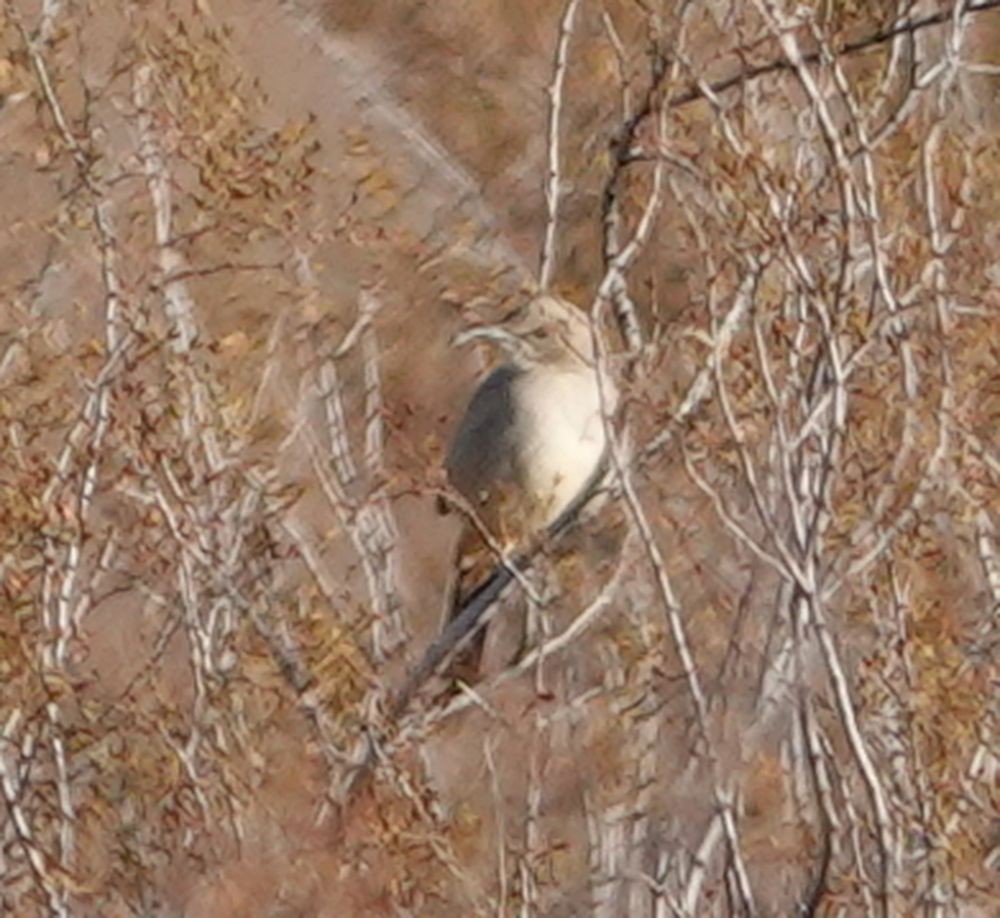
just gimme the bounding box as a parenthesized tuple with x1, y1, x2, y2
(1, 0, 998, 915)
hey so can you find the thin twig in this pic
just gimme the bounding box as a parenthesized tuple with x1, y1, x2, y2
(538, 0, 583, 290)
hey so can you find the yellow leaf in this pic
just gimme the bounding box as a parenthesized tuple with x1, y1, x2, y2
(219, 331, 250, 357)
(0, 58, 14, 92)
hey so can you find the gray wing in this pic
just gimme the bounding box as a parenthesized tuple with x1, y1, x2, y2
(445, 364, 523, 501)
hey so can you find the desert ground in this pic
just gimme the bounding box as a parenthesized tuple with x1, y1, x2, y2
(1, 0, 998, 914)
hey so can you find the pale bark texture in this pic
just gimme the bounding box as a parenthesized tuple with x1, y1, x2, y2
(0, 0, 997, 914)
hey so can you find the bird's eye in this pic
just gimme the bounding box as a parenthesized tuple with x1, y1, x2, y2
(530, 329, 548, 340)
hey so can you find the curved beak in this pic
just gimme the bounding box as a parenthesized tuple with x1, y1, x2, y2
(450, 325, 531, 359)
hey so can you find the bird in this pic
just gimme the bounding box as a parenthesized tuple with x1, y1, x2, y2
(438, 293, 614, 678)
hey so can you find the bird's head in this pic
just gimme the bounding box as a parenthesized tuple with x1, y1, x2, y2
(452, 294, 596, 370)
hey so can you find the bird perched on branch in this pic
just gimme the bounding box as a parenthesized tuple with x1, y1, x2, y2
(439, 293, 614, 677)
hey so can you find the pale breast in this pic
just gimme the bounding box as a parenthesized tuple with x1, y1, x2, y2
(446, 360, 611, 536)
(510, 364, 609, 527)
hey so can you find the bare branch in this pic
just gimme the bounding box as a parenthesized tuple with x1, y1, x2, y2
(538, 0, 583, 290)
